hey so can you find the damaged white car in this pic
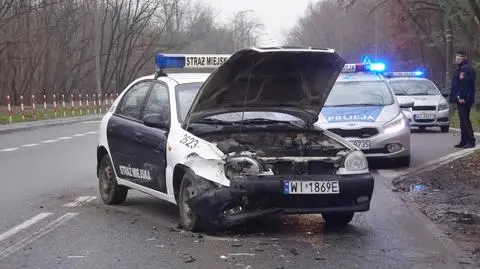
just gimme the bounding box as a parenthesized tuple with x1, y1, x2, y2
(96, 48, 375, 232)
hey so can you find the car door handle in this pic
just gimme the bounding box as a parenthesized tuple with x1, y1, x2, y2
(134, 131, 143, 140)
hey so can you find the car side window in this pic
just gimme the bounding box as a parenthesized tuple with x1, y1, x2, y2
(116, 81, 151, 120)
(143, 83, 170, 121)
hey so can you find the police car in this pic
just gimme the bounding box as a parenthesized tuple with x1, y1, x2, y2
(315, 63, 413, 167)
(384, 71, 450, 132)
(96, 47, 375, 232)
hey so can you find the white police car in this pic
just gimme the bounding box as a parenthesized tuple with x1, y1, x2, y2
(96, 48, 375, 232)
(315, 63, 414, 167)
(384, 71, 450, 132)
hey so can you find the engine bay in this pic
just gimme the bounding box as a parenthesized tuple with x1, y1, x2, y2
(201, 131, 346, 157)
(199, 130, 348, 176)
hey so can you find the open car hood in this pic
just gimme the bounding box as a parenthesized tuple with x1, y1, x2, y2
(183, 47, 346, 126)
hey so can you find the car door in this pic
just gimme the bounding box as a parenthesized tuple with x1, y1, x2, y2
(134, 82, 170, 192)
(107, 80, 151, 181)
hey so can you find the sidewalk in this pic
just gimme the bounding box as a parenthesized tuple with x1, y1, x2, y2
(0, 114, 104, 135)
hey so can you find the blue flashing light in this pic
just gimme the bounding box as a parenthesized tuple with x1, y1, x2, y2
(414, 70, 424, 77)
(155, 54, 186, 70)
(366, 63, 386, 72)
(155, 53, 230, 70)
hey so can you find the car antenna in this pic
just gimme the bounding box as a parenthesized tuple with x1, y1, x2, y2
(154, 69, 168, 79)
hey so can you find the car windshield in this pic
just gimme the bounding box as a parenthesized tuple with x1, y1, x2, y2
(175, 82, 304, 125)
(175, 82, 203, 123)
(389, 80, 440, 96)
(323, 81, 395, 107)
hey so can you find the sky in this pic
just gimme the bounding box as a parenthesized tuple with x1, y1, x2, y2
(202, 0, 314, 46)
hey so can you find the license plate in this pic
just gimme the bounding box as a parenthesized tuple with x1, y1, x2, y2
(414, 113, 435, 120)
(348, 140, 370, 150)
(283, 181, 340, 194)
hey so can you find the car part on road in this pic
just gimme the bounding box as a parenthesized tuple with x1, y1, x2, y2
(322, 212, 354, 226)
(98, 155, 128, 205)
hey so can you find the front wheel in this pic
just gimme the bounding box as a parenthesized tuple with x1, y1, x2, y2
(441, 126, 449, 133)
(98, 155, 128, 205)
(178, 174, 204, 232)
(322, 212, 354, 226)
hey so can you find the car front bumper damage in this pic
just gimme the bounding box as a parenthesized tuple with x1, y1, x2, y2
(187, 173, 375, 228)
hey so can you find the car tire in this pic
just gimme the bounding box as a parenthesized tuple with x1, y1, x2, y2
(395, 155, 411, 168)
(178, 174, 204, 232)
(322, 212, 354, 226)
(441, 126, 449, 133)
(98, 155, 128, 205)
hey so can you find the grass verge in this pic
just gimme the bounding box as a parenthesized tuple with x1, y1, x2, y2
(450, 109, 480, 132)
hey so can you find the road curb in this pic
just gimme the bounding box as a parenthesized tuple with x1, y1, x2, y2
(378, 148, 480, 268)
(450, 127, 480, 137)
(377, 146, 480, 184)
(0, 115, 104, 135)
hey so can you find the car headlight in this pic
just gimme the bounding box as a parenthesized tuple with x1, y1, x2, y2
(438, 102, 449, 111)
(224, 156, 261, 179)
(343, 150, 368, 171)
(384, 113, 406, 134)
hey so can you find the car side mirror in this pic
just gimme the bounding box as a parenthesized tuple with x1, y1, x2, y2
(143, 114, 169, 130)
(399, 101, 414, 109)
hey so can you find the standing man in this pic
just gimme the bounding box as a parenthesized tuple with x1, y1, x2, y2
(450, 49, 476, 148)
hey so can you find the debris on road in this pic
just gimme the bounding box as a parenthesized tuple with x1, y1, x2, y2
(393, 150, 480, 264)
(290, 248, 299, 255)
(183, 254, 196, 263)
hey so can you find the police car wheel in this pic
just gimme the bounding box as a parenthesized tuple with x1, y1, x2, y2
(322, 212, 354, 226)
(178, 174, 202, 231)
(98, 155, 128, 205)
(441, 126, 449, 133)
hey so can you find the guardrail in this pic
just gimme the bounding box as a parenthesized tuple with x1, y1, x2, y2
(1, 93, 119, 124)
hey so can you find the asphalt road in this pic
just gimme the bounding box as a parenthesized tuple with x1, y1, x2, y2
(0, 122, 473, 269)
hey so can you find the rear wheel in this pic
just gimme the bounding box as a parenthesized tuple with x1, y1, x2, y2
(322, 212, 354, 226)
(441, 126, 449, 133)
(395, 155, 411, 168)
(98, 155, 128, 205)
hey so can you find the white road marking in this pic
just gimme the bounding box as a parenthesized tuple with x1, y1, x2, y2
(0, 148, 19, 152)
(22, 143, 39, 147)
(82, 121, 100, 124)
(0, 213, 53, 243)
(86, 131, 97, 134)
(57, 136, 72, 140)
(62, 196, 97, 207)
(0, 213, 78, 260)
(41, 139, 57, 143)
(73, 133, 86, 137)
(68, 255, 85, 258)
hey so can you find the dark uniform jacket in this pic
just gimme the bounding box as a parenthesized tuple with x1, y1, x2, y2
(450, 60, 476, 105)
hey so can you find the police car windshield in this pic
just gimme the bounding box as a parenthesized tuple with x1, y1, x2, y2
(175, 82, 304, 124)
(389, 80, 440, 96)
(175, 82, 202, 122)
(324, 81, 395, 107)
